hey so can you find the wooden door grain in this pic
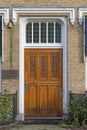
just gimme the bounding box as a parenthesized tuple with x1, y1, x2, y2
(24, 49, 63, 118)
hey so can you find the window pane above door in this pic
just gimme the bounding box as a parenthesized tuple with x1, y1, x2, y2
(48, 23, 54, 43)
(55, 23, 61, 43)
(33, 23, 39, 43)
(26, 23, 32, 43)
(41, 23, 46, 43)
(26, 21, 62, 46)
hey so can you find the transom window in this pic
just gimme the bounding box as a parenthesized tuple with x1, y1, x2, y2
(26, 21, 61, 44)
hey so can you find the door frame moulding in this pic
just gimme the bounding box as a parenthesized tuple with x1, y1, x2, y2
(78, 7, 87, 25)
(12, 7, 75, 25)
(19, 15, 68, 121)
(0, 8, 9, 25)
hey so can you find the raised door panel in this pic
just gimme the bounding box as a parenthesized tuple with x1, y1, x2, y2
(49, 85, 59, 112)
(29, 54, 38, 82)
(50, 51, 62, 83)
(39, 85, 48, 112)
(50, 54, 59, 80)
(39, 53, 48, 81)
(28, 85, 37, 111)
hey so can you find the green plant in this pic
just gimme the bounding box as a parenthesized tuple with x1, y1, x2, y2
(68, 95, 87, 126)
(59, 94, 87, 128)
(58, 120, 74, 128)
(0, 93, 13, 122)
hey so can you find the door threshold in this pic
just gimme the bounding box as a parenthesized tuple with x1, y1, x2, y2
(24, 117, 63, 120)
(23, 117, 63, 124)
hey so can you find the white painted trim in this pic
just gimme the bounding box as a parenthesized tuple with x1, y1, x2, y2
(63, 19, 68, 115)
(78, 7, 87, 25)
(24, 45, 63, 49)
(19, 16, 68, 120)
(12, 7, 75, 25)
(0, 8, 9, 25)
(19, 17, 24, 120)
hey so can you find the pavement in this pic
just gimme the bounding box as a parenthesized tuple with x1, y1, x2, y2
(0, 124, 84, 130)
(7, 124, 68, 130)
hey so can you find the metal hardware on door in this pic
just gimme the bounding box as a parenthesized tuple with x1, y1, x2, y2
(24, 83, 28, 92)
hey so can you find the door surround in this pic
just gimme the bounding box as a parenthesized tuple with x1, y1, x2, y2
(19, 16, 68, 120)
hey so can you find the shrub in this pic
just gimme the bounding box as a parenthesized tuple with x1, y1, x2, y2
(0, 94, 13, 122)
(59, 94, 87, 128)
(68, 95, 87, 127)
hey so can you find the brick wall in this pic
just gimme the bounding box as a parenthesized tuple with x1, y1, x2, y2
(0, 0, 87, 7)
(1, 0, 87, 94)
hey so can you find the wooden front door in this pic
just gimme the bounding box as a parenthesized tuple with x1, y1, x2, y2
(24, 49, 63, 118)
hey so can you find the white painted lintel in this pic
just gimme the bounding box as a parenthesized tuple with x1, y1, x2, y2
(12, 7, 75, 25)
(78, 7, 87, 25)
(0, 8, 9, 25)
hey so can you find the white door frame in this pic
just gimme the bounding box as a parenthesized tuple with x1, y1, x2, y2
(19, 16, 68, 121)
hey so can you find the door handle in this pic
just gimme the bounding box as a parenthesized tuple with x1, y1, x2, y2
(24, 83, 28, 92)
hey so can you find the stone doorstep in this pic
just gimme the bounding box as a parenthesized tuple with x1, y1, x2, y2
(23, 119, 61, 124)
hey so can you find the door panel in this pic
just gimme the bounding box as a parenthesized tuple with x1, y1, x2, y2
(39, 54, 48, 81)
(28, 85, 37, 111)
(29, 54, 38, 81)
(50, 85, 59, 112)
(39, 85, 48, 112)
(24, 49, 63, 118)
